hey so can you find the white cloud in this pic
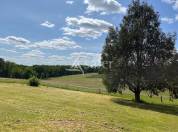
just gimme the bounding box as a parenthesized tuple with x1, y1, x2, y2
(48, 55, 65, 61)
(162, 0, 178, 10)
(31, 37, 81, 50)
(70, 52, 101, 66)
(16, 53, 66, 65)
(22, 51, 64, 62)
(65, 16, 113, 31)
(1, 50, 101, 66)
(41, 21, 55, 28)
(0, 36, 30, 49)
(22, 52, 102, 66)
(162, 0, 174, 4)
(176, 14, 178, 21)
(84, 0, 127, 15)
(66, 0, 74, 5)
(63, 27, 103, 39)
(63, 16, 113, 39)
(15, 45, 29, 49)
(22, 50, 45, 58)
(0, 48, 19, 53)
(0, 36, 80, 50)
(0, 36, 30, 45)
(161, 17, 174, 24)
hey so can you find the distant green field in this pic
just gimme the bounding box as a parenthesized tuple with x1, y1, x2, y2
(41, 73, 107, 93)
(0, 77, 27, 84)
(0, 83, 178, 131)
(0, 73, 171, 98)
(41, 73, 170, 98)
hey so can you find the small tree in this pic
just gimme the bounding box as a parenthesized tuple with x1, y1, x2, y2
(28, 76, 40, 87)
(102, 0, 176, 102)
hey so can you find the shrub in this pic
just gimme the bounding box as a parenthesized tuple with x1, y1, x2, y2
(28, 76, 40, 87)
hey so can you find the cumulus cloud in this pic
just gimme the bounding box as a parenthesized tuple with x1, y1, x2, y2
(22, 50, 45, 58)
(41, 21, 55, 28)
(22, 50, 64, 61)
(0, 36, 30, 45)
(176, 14, 178, 21)
(66, 0, 74, 5)
(31, 37, 81, 50)
(21, 51, 97, 66)
(161, 17, 174, 24)
(70, 52, 101, 66)
(18, 53, 66, 65)
(0, 36, 30, 49)
(63, 27, 103, 39)
(63, 16, 113, 39)
(48, 55, 65, 61)
(84, 0, 127, 15)
(0, 36, 80, 50)
(0, 48, 19, 53)
(1, 50, 101, 66)
(65, 16, 113, 31)
(162, 0, 178, 10)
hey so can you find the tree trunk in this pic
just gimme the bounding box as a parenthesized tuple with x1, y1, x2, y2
(134, 90, 141, 103)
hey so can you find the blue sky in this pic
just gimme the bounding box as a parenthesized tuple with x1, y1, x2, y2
(0, 0, 177, 66)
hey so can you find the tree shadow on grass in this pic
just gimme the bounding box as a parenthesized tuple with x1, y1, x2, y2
(112, 98, 178, 116)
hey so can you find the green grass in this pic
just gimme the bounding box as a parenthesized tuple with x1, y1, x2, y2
(0, 83, 178, 131)
(0, 77, 27, 84)
(41, 73, 170, 98)
(0, 74, 106, 94)
(0, 73, 171, 98)
(41, 73, 107, 94)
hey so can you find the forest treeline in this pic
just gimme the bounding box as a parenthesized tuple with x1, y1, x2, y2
(0, 58, 101, 79)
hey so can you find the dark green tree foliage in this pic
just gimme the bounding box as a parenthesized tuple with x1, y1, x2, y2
(102, 27, 120, 93)
(0, 59, 34, 79)
(102, 0, 176, 102)
(28, 76, 40, 87)
(166, 52, 178, 99)
(0, 58, 101, 79)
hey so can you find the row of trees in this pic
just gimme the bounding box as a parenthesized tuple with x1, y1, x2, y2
(102, 0, 178, 102)
(0, 58, 100, 79)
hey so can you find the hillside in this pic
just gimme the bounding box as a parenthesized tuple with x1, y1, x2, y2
(0, 82, 178, 131)
(42, 73, 106, 93)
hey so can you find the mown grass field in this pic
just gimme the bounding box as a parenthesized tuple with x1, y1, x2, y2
(41, 73, 170, 97)
(0, 74, 178, 131)
(41, 73, 106, 93)
(0, 73, 105, 94)
(0, 82, 178, 132)
(0, 73, 173, 100)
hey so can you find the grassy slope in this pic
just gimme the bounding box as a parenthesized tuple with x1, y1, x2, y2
(0, 74, 105, 93)
(41, 73, 170, 97)
(0, 83, 178, 132)
(0, 77, 26, 84)
(0, 73, 171, 97)
(41, 73, 106, 93)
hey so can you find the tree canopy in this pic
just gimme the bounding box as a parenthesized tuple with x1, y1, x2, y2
(102, 0, 176, 102)
(0, 58, 101, 79)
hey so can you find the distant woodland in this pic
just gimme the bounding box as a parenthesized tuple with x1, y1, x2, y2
(0, 58, 101, 79)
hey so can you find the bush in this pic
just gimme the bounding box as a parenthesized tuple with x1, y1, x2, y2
(28, 76, 40, 87)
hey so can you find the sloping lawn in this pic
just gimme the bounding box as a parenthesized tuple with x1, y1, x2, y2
(0, 83, 178, 132)
(41, 73, 106, 93)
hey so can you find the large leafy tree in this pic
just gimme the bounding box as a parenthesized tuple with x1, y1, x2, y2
(102, 0, 176, 102)
(166, 52, 178, 99)
(102, 27, 120, 93)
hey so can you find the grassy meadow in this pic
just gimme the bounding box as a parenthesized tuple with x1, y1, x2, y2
(41, 73, 106, 93)
(0, 74, 178, 131)
(0, 83, 178, 132)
